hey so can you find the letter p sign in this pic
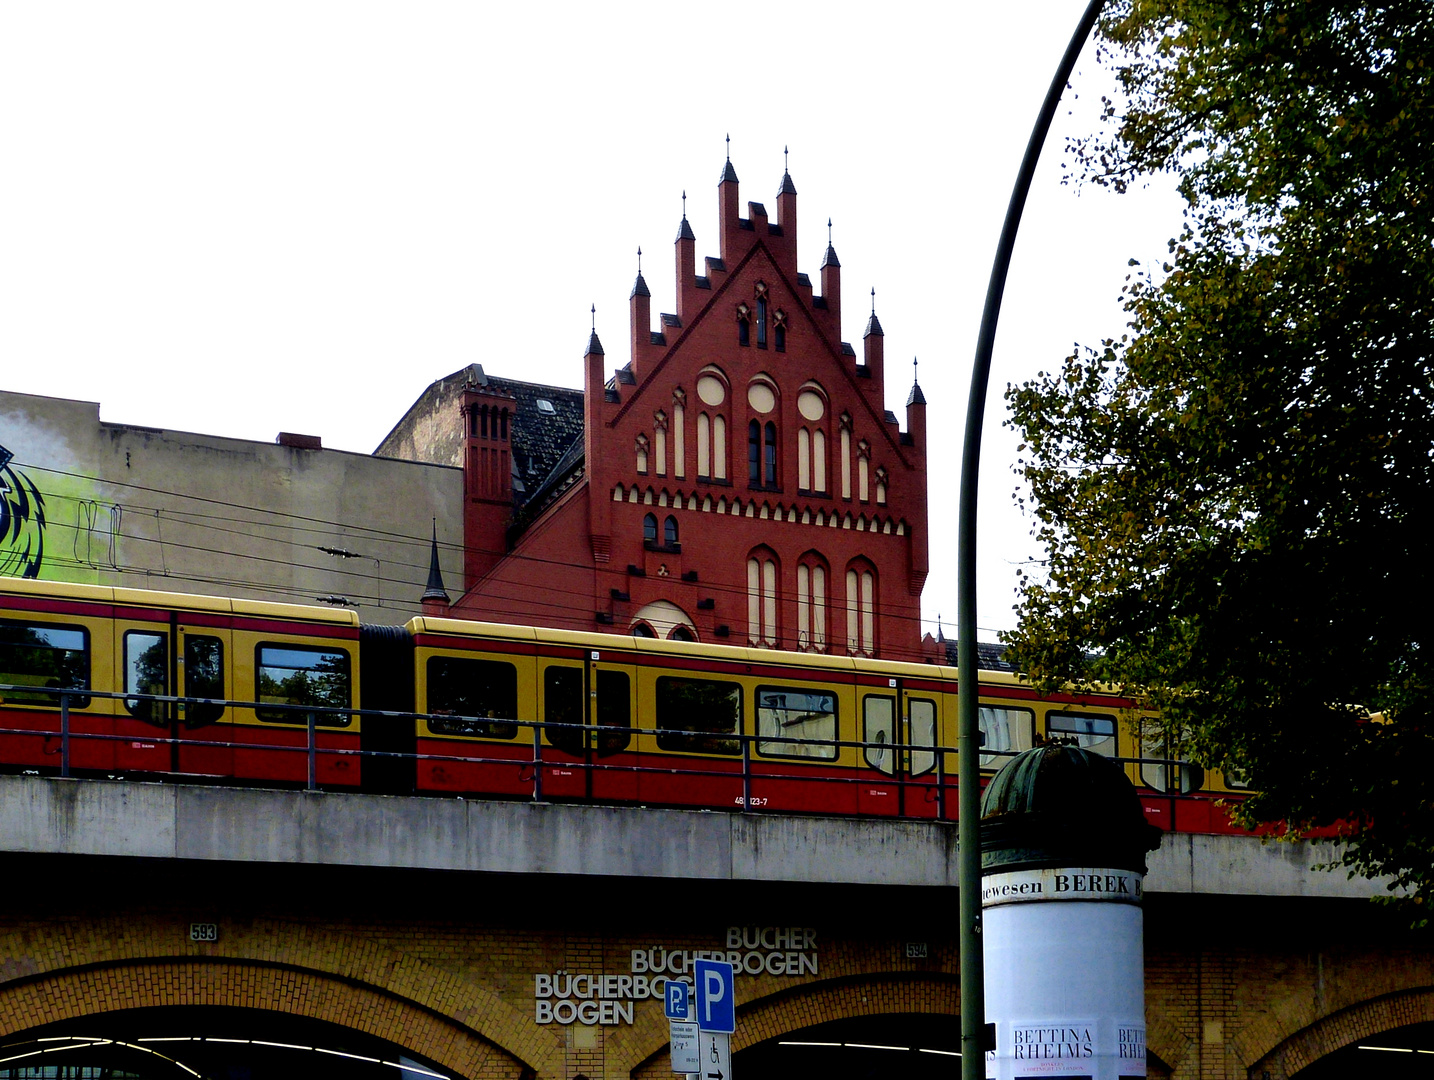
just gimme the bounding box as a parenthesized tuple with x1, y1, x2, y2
(665, 979, 690, 1020)
(694, 959, 735, 1033)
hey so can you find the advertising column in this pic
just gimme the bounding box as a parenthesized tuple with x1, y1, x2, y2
(978, 745, 1162, 1080)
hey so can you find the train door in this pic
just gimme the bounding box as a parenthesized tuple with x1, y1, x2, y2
(856, 680, 941, 818)
(174, 623, 233, 779)
(588, 650, 639, 804)
(112, 616, 174, 774)
(902, 685, 941, 819)
(857, 686, 900, 816)
(536, 655, 589, 800)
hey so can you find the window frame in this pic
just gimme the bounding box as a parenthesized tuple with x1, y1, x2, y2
(1046, 711, 1118, 757)
(0, 618, 91, 709)
(123, 629, 169, 725)
(755, 684, 838, 760)
(424, 653, 518, 739)
(255, 642, 352, 727)
(654, 674, 743, 756)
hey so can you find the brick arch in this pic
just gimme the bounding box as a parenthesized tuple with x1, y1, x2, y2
(619, 974, 958, 1079)
(0, 961, 517, 1079)
(1243, 987, 1434, 1079)
(0, 916, 565, 1080)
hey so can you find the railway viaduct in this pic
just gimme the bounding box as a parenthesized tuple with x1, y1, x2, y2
(0, 774, 1428, 1080)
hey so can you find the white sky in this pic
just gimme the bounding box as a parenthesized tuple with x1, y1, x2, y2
(0, 1, 1184, 640)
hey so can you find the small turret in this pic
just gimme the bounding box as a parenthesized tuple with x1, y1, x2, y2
(583, 309, 612, 564)
(675, 192, 696, 320)
(906, 356, 927, 452)
(776, 151, 797, 248)
(863, 288, 885, 389)
(719, 138, 741, 263)
(630, 248, 651, 377)
(820, 219, 841, 332)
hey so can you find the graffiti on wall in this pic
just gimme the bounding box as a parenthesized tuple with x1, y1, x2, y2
(0, 442, 47, 579)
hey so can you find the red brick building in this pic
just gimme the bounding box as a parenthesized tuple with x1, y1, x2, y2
(380, 156, 931, 660)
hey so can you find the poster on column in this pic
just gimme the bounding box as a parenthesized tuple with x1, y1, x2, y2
(1007, 1021, 1096, 1076)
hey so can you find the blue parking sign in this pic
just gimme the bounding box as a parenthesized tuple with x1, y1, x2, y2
(694, 959, 735, 1033)
(665, 978, 690, 1020)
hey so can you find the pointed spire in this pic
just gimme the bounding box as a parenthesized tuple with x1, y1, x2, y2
(631, 246, 650, 298)
(864, 287, 884, 338)
(936, 614, 946, 644)
(720, 133, 739, 183)
(907, 356, 927, 406)
(586, 303, 604, 355)
(820, 217, 840, 268)
(778, 144, 796, 195)
(422, 519, 449, 604)
(676, 189, 696, 242)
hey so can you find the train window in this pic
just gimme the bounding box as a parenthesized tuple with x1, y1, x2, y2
(1224, 765, 1251, 790)
(425, 655, 518, 738)
(596, 669, 631, 757)
(544, 665, 584, 756)
(0, 620, 90, 707)
(655, 675, 741, 755)
(756, 686, 837, 759)
(123, 631, 168, 724)
(909, 698, 937, 776)
(1141, 729, 1205, 794)
(979, 706, 1036, 769)
(256, 644, 351, 727)
(863, 695, 895, 775)
(184, 635, 225, 726)
(1047, 712, 1116, 757)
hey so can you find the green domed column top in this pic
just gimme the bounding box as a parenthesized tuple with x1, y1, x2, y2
(979, 745, 1163, 876)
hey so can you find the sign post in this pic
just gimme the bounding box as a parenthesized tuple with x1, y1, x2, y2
(667, 979, 699, 1076)
(692, 959, 735, 1080)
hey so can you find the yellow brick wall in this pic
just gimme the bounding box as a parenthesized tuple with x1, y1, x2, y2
(0, 867, 1425, 1080)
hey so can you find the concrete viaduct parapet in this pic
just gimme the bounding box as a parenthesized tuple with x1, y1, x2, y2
(0, 775, 1386, 900)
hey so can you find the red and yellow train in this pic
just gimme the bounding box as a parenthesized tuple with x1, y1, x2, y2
(0, 577, 1243, 834)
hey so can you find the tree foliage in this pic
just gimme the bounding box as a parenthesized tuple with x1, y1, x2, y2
(1004, 1, 1434, 903)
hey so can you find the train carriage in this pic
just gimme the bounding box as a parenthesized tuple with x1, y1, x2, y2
(1, 576, 1254, 834)
(0, 577, 363, 788)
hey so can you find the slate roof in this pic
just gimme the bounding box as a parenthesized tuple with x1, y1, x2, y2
(943, 639, 1019, 672)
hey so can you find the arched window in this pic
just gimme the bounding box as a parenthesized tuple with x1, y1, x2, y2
(774, 309, 786, 352)
(813, 429, 827, 493)
(664, 515, 679, 547)
(857, 441, 871, 502)
(654, 411, 668, 477)
(632, 622, 657, 638)
(845, 561, 877, 657)
(698, 413, 711, 478)
(643, 513, 658, 543)
(501, 409, 509, 440)
(757, 297, 768, 348)
(798, 429, 811, 491)
(737, 302, 751, 346)
(840, 415, 853, 499)
(480, 405, 489, 439)
(876, 466, 888, 506)
(669, 625, 695, 642)
(636, 434, 649, 475)
(672, 392, 686, 480)
(797, 552, 829, 653)
(747, 547, 779, 648)
(748, 420, 761, 485)
(469, 408, 479, 438)
(764, 422, 777, 487)
(713, 415, 727, 480)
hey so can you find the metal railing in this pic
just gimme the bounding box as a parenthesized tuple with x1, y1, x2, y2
(0, 682, 1222, 818)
